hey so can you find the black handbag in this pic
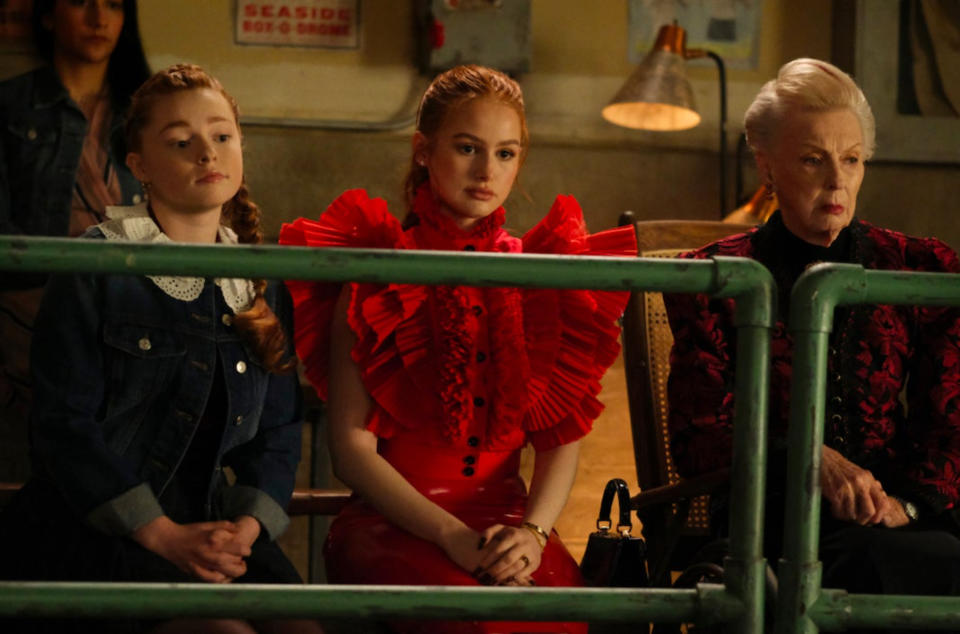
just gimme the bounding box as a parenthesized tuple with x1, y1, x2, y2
(579, 477, 649, 587)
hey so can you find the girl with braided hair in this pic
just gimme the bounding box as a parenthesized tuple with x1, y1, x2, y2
(0, 64, 321, 634)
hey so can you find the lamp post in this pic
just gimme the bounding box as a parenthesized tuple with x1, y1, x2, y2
(602, 22, 728, 218)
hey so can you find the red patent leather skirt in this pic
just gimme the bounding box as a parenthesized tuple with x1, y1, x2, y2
(324, 435, 587, 634)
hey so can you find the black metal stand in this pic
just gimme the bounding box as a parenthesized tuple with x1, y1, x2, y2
(705, 51, 727, 218)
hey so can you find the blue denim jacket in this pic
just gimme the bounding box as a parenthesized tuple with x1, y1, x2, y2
(0, 66, 142, 237)
(28, 229, 303, 540)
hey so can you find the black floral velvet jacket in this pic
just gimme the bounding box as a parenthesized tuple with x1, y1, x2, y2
(664, 212, 960, 517)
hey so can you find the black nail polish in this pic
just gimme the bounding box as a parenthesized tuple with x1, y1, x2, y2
(478, 537, 486, 549)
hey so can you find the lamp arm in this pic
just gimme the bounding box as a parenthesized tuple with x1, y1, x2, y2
(688, 48, 728, 218)
(706, 51, 727, 218)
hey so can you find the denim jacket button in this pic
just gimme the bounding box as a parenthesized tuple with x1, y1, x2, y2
(137, 337, 151, 351)
(132, 194, 142, 204)
(234, 415, 244, 426)
(27, 128, 37, 141)
(222, 314, 233, 326)
(235, 360, 247, 374)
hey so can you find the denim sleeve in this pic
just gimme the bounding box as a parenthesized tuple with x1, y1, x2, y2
(30, 270, 163, 535)
(221, 282, 303, 540)
(0, 137, 43, 291)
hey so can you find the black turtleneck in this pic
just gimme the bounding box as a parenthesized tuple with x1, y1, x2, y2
(754, 210, 854, 320)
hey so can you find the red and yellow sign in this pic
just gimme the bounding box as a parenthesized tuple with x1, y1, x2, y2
(235, 1, 359, 48)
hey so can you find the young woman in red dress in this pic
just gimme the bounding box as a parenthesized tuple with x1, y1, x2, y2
(280, 65, 636, 634)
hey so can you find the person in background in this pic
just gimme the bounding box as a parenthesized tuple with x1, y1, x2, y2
(665, 58, 960, 601)
(0, 0, 150, 481)
(0, 64, 321, 634)
(280, 64, 636, 633)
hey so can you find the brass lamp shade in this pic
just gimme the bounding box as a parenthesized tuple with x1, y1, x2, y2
(602, 23, 701, 131)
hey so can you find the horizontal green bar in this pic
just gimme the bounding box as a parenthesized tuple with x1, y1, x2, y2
(812, 589, 960, 630)
(861, 269, 960, 306)
(790, 264, 960, 334)
(0, 583, 742, 623)
(2, 236, 738, 294)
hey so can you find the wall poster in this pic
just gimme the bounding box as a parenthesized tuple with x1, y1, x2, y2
(627, 0, 762, 70)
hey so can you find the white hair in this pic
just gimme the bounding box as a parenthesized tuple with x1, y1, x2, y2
(744, 58, 876, 159)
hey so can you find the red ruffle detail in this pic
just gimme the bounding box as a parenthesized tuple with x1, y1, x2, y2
(435, 286, 473, 442)
(485, 287, 530, 446)
(346, 281, 438, 438)
(278, 189, 418, 400)
(281, 189, 635, 451)
(521, 195, 637, 450)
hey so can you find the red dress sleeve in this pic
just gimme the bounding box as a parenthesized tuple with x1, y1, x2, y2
(521, 195, 637, 450)
(278, 190, 420, 404)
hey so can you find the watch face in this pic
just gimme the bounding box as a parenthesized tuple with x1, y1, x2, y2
(904, 501, 919, 521)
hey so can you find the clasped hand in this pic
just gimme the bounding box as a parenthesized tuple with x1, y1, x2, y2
(132, 514, 261, 583)
(821, 445, 909, 527)
(443, 523, 543, 586)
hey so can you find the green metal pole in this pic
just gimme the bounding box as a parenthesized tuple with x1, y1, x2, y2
(0, 583, 743, 623)
(0, 238, 721, 293)
(712, 257, 777, 634)
(812, 589, 960, 631)
(774, 327, 828, 634)
(0, 238, 777, 629)
(777, 264, 866, 634)
(724, 323, 771, 634)
(779, 265, 960, 633)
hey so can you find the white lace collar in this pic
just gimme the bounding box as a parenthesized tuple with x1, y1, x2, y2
(100, 203, 255, 314)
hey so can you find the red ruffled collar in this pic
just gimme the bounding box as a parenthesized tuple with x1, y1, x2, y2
(410, 184, 506, 245)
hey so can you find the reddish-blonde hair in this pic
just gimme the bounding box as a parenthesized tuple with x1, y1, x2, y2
(126, 64, 295, 374)
(403, 64, 528, 214)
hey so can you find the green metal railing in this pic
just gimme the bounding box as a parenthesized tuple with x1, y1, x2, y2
(0, 235, 776, 631)
(777, 263, 960, 634)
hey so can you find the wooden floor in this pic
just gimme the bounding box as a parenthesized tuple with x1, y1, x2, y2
(540, 353, 637, 562)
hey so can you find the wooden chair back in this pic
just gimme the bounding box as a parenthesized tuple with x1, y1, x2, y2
(618, 212, 754, 582)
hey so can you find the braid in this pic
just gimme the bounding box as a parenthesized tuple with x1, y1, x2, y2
(223, 181, 263, 245)
(228, 182, 296, 374)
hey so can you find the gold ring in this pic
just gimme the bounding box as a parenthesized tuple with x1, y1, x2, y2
(520, 554, 530, 568)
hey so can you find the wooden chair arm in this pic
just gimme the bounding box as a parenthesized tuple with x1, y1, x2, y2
(287, 488, 352, 515)
(0, 481, 19, 507)
(629, 468, 730, 513)
(0, 481, 352, 516)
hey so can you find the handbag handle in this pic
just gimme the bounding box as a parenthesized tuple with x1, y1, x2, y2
(596, 478, 633, 535)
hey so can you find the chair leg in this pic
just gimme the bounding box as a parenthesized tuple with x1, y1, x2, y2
(646, 498, 693, 586)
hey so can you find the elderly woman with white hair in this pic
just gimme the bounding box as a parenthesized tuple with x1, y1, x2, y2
(665, 58, 960, 596)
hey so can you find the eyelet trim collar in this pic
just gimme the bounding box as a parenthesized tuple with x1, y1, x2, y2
(99, 203, 255, 314)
